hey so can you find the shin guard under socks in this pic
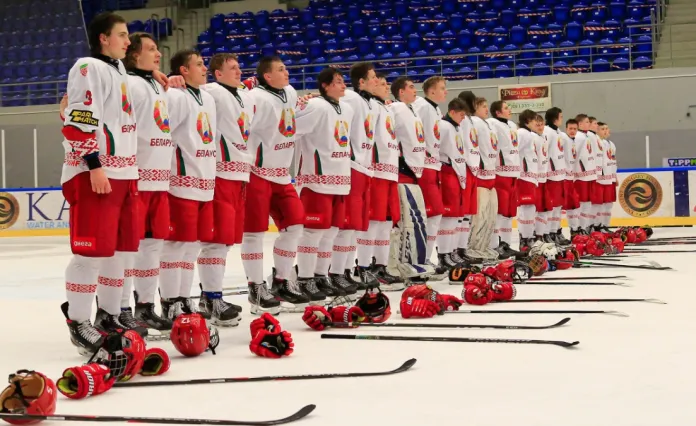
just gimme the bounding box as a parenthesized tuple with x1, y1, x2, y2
(297, 228, 325, 279)
(96, 252, 127, 315)
(65, 255, 101, 321)
(198, 243, 230, 292)
(132, 239, 164, 304)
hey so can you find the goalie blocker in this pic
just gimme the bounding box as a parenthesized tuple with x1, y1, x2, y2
(387, 183, 435, 281)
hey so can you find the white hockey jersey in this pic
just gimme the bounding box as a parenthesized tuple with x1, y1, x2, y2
(588, 130, 604, 180)
(295, 96, 353, 195)
(202, 82, 255, 182)
(608, 140, 618, 183)
(559, 131, 576, 180)
(167, 86, 217, 202)
(438, 115, 467, 189)
(342, 89, 378, 177)
(391, 101, 426, 178)
(247, 84, 298, 185)
(461, 116, 481, 177)
(472, 116, 497, 180)
(412, 96, 442, 172)
(598, 138, 613, 185)
(61, 56, 138, 184)
(517, 126, 539, 185)
(534, 131, 548, 184)
(488, 117, 519, 178)
(128, 70, 173, 192)
(574, 131, 596, 181)
(544, 125, 566, 182)
(371, 100, 400, 182)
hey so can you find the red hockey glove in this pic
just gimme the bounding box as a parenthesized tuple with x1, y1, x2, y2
(438, 294, 464, 311)
(140, 347, 170, 377)
(490, 282, 517, 301)
(56, 363, 115, 399)
(249, 329, 294, 359)
(302, 306, 332, 331)
(250, 312, 282, 338)
(462, 285, 493, 305)
(400, 296, 440, 318)
(328, 305, 366, 327)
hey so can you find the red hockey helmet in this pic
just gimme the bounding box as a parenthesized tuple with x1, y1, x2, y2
(355, 288, 391, 323)
(117, 330, 147, 382)
(0, 371, 57, 425)
(635, 227, 648, 243)
(171, 313, 211, 357)
(464, 273, 490, 291)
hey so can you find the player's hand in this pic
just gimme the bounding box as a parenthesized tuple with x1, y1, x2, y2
(328, 305, 365, 327)
(166, 75, 186, 90)
(297, 93, 318, 106)
(152, 70, 169, 90)
(384, 99, 393, 105)
(90, 168, 111, 194)
(59, 94, 68, 120)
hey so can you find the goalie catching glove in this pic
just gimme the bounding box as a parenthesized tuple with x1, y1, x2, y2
(302, 306, 366, 330)
(249, 313, 294, 359)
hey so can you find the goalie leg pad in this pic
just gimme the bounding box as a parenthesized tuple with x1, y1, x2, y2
(467, 187, 498, 259)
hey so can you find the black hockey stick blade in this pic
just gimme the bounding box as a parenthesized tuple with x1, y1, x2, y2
(333, 317, 570, 330)
(496, 298, 666, 304)
(321, 333, 579, 348)
(516, 281, 630, 286)
(446, 309, 629, 316)
(0, 405, 316, 426)
(115, 359, 417, 388)
(528, 275, 627, 281)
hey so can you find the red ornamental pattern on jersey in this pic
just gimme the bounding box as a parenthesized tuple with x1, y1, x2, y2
(334, 120, 349, 148)
(415, 121, 425, 143)
(278, 108, 296, 137)
(238, 111, 250, 142)
(433, 122, 440, 140)
(385, 115, 396, 140)
(364, 116, 375, 140)
(154, 100, 170, 133)
(470, 128, 479, 148)
(197, 112, 214, 144)
(121, 83, 132, 116)
(456, 133, 465, 155)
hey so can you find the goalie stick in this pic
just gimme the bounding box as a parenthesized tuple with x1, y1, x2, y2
(443, 309, 629, 316)
(494, 298, 665, 304)
(321, 333, 579, 348)
(115, 359, 417, 388)
(331, 317, 570, 330)
(0, 405, 316, 426)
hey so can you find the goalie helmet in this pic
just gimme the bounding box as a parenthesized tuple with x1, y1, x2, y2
(527, 254, 549, 276)
(0, 371, 57, 425)
(355, 288, 391, 323)
(171, 313, 211, 357)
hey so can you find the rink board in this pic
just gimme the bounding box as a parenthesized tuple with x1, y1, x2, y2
(1, 167, 695, 237)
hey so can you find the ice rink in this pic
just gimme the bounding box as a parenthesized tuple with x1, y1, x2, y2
(1, 229, 694, 426)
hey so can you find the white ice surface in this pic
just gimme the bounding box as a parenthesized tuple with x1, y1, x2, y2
(0, 229, 694, 426)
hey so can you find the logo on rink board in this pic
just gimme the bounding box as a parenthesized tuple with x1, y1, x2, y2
(0, 192, 19, 230)
(619, 173, 663, 218)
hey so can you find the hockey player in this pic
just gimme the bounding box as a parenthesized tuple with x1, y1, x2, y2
(60, 12, 140, 353)
(533, 114, 550, 242)
(412, 76, 447, 268)
(436, 98, 469, 271)
(455, 91, 481, 262)
(543, 107, 571, 245)
(158, 50, 217, 319)
(574, 114, 596, 235)
(560, 119, 580, 238)
(606, 125, 618, 227)
(242, 56, 308, 313)
(488, 100, 520, 258)
(194, 52, 254, 324)
(596, 122, 614, 231)
(590, 117, 608, 232)
(467, 97, 498, 261)
(516, 110, 540, 252)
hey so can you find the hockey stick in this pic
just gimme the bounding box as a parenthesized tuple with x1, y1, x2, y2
(624, 249, 696, 254)
(443, 309, 629, 316)
(516, 281, 630, 286)
(0, 406, 316, 426)
(115, 359, 417, 388)
(331, 317, 570, 330)
(321, 333, 579, 348)
(495, 298, 666, 304)
(528, 275, 628, 281)
(556, 260, 671, 270)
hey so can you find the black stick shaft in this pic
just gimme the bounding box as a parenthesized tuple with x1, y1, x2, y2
(517, 281, 624, 285)
(497, 298, 664, 303)
(528, 275, 627, 281)
(321, 334, 579, 348)
(332, 317, 569, 330)
(446, 309, 628, 316)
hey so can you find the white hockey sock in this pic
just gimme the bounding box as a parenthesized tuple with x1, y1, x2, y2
(356, 221, 379, 267)
(458, 216, 472, 249)
(579, 202, 592, 230)
(437, 217, 458, 254)
(534, 211, 548, 236)
(132, 239, 164, 304)
(198, 243, 230, 293)
(373, 221, 392, 266)
(316, 226, 339, 276)
(329, 229, 354, 275)
(121, 251, 135, 309)
(425, 215, 442, 262)
(179, 242, 200, 298)
(297, 228, 325, 279)
(96, 252, 127, 315)
(567, 208, 580, 231)
(603, 203, 613, 227)
(501, 217, 513, 245)
(65, 255, 101, 321)
(490, 228, 499, 249)
(160, 241, 185, 299)
(494, 214, 506, 246)
(550, 206, 562, 233)
(241, 232, 265, 284)
(518, 205, 536, 239)
(273, 224, 302, 280)
(591, 204, 602, 227)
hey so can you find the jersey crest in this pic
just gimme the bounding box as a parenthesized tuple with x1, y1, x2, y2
(557, 138, 563, 152)
(572, 144, 577, 160)
(510, 130, 518, 147)
(153, 100, 170, 134)
(597, 140, 604, 151)
(470, 128, 478, 148)
(433, 122, 440, 140)
(121, 83, 132, 116)
(238, 112, 250, 142)
(278, 107, 296, 138)
(334, 120, 349, 148)
(607, 147, 613, 160)
(79, 63, 88, 77)
(364, 115, 375, 141)
(197, 112, 214, 144)
(456, 133, 465, 155)
(415, 121, 425, 143)
(385, 115, 396, 140)
(541, 141, 547, 157)
(490, 132, 498, 150)
(586, 140, 592, 154)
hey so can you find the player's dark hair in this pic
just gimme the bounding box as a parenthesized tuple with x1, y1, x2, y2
(350, 62, 375, 90)
(545, 107, 563, 126)
(457, 91, 476, 115)
(474, 97, 487, 110)
(170, 49, 200, 76)
(390, 76, 413, 100)
(209, 53, 239, 76)
(566, 118, 579, 127)
(490, 100, 505, 117)
(124, 32, 156, 71)
(597, 121, 607, 127)
(256, 55, 283, 86)
(575, 113, 589, 122)
(375, 72, 387, 80)
(318, 67, 342, 99)
(447, 98, 468, 113)
(588, 116, 597, 123)
(88, 12, 127, 56)
(518, 109, 537, 128)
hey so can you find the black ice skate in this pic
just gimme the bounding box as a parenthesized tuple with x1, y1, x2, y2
(133, 302, 172, 341)
(518, 237, 533, 255)
(370, 264, 405, 291)
(247, 281, 281, 315)
(554, 229, 572, 247)
(543, 234, 555, 244)
(355, 265, 380, 291)
(198, 291, 241, 327)
(93, 307, 144, 337)
(438, 253, 458, 270)
(314, 274, 347, 298)
(451, 248, 467, 265)
(199, 283, 242, 314)
(328, 272, 359, 301)
(116, 307, 150, 339)
(496, 241, 524, 260)
(61, 302, 105, 357)
(427, 260, 449, 282)
(160, 297, 190, 321)
(297, 277, 327, 306)
(269, 269, 309, 313)
(462, 250, 484, 264)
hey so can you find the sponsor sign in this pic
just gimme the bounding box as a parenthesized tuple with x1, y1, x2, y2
(498, 83, 552, 113)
